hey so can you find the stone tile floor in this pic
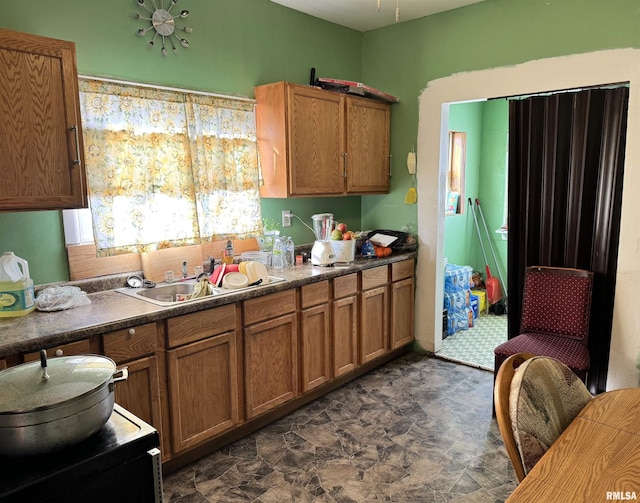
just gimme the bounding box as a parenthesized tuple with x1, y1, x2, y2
(163, 353, 517, 502)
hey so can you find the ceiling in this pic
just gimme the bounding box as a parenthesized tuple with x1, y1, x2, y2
(270, 0, 485, 32)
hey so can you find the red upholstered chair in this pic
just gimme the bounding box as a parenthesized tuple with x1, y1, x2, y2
(494, 266, 594, 384)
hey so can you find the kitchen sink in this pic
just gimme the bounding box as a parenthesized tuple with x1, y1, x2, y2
(116, 276, 286, 306)
(133, 282, 212, 300)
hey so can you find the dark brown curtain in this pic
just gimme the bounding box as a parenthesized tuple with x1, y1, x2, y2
(508, 86, 628, 394)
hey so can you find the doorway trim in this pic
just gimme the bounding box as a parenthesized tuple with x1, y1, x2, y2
(415, 48, 640, 390)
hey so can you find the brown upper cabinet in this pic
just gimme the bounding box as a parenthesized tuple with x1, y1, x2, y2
(255, 81, 390, 197)
(0, 29, 86, 210)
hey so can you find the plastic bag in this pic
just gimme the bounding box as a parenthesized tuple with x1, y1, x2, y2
(35, 285, 91, 312)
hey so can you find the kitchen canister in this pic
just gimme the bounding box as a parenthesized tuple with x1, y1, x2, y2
(0, 252, 35, 317)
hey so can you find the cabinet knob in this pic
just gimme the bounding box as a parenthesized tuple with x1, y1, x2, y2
(128, 328, 136, 336)
(55, 349, 63, 357)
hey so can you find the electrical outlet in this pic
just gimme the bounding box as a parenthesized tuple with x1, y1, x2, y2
(282, 210, 292, 227)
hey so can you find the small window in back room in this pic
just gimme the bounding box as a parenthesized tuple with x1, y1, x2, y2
(446, 131, 466, 215)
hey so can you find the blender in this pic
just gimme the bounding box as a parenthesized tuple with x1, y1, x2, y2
(311, 213, 336, 266)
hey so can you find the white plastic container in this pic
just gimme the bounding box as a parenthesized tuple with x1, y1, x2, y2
(240, 251, 269, 264)
(331, 240, 356, 263)
(0, 252, 35, 317)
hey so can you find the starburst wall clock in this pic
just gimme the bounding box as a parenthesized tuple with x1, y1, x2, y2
(134, 0, 192, 57)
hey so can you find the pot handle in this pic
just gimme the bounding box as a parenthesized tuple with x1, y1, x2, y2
(113, 366, 129, 383)
(109, 367, 128, 392)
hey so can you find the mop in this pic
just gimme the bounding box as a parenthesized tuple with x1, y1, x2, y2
(469, 198, 502, 305)
(475, 198, 508, 302)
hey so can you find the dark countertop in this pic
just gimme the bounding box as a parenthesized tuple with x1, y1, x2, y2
(0, 253, 416, 358)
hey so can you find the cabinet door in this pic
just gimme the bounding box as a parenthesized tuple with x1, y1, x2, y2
(0, 28, 86, 210)
(332, 294, 358, 377)
(359, 286, 389, 364)
(287, 85, 345, 196)
(167, 332, 240, 453)
(391, 277, 415, 349)
(113, 355, 163, 437)
(300, 303, 331, 392)
(101, 323, 167, 457)
(345, 96, 390, 194)
(245, 313, 298, 419)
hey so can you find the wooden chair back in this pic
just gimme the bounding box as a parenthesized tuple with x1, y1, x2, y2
(494, 353, 534, 483)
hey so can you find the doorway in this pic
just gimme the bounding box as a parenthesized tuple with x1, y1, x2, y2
(415, 48, 640, 391)
(437, 99, 509, 370)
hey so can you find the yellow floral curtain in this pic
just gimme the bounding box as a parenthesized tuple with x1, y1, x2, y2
(78, 79, 261, 256)
(186, 94, 261, 241)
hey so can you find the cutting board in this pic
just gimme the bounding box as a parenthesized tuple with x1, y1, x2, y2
(141, 238, 260, 283)
(141, 245, 204, 283)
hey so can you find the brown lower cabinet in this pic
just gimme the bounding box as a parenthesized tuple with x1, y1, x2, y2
(101, 322, 168, 458)
(391, 259, 415, 349)
(166, 305, 241, 455)
(244, 289, 299, 419)
(359, 266, 389, 364)
(6, 258, 415, 468)
(300, 281, 332, 392)
(332, 273, 359, 377)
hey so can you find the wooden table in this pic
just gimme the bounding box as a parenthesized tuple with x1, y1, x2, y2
(507, 388, 640, 502)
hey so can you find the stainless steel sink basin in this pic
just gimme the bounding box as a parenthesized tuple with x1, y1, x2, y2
(116, 276, 286, 306)
(133, 282, 205, 300)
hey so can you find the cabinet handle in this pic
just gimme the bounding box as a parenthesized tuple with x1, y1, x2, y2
(342, 153, 347, 177)
(128, 328, 136, 336)
(70, 125, 82, 167)
(387, 154, 392, 178)
(55, 349, 63, 357)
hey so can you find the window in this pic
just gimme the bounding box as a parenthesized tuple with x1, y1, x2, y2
(446, 131, 466, 215)
(72, 78, 262, 256)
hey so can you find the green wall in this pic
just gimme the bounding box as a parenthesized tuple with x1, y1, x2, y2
(4, 0, 640, 285)
(477, 99, 509, 288)
(443, 100, 508, 288)
(360, 0, 640, 231)
(443, 102, 483, 267)
(0, 0, 364, 284)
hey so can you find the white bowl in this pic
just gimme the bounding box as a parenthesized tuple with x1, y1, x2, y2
(222, 272, 249, 289)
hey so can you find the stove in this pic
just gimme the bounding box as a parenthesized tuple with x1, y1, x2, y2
(0, 404, 162, 502)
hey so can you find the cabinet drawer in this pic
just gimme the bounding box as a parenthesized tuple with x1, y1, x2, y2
(24, 339, 92, 362)
(167, 304, 237, 348)
(102, 322, 158, 362)
(361, 266, 388, 290)
(244, 290, 296, 326)
(333, 274, 357, 299)
(392, 259, 415, 282)
(301, 281, 330, 309)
